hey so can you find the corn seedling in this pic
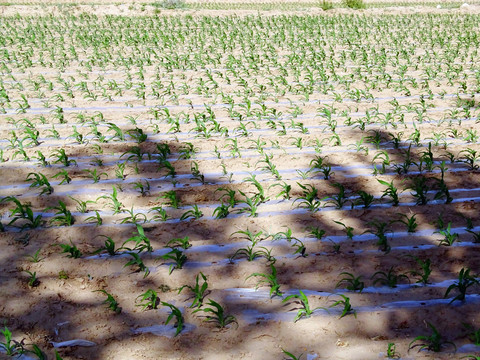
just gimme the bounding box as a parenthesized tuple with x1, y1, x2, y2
(83, 168, 107, 183)
(166, 236, 191, 250)
(178, 272, 209, 308)
(435, 223, 459, 246)
(334, 220, 354, 240)
(386, 343, 400, 359)
(246, 263, 283, 297)
(97, 187, 124, 214)
(161, 302, 184, 336)
(120, 206, 148, 225)
(395, 213, 418, 233)
(463, 323, 480, 346)
(24, 270, 39, 287)
(85, 210, 102, 226)
(26, 172, 53, 195)
(160, 248, 187, 274)
(282, 349, 304, 360)
(180, 205, 203, 221)
(121, 224, 152, 253)
(27, 248, 44, 263)
(329, 294, 356, 319)
(213, 203, 230, 219)
(47, 201, 74, 226)
(136, 289, 160, 310)
(326, 182, 349, 209)
(444, 267, 479, 303)
(335, 272, 364, 292)
(193, 299, 237, 328)
(58, 240, 82, 258)
(52, 169, 72, 185)
(215, 187, 238, 208)
(293, 183, 322, 212)
(372, 267, 409, 288)
(270, 182, 292, 200)
(377, 179, 400, 206)
(353, 190, 375, 208)
(460, 148, 479, 170)
(283, 290, 323, 322)
(158, 190, 180, 209)
(148, 206, 170, 222)
(68, 196, 95, 213)
(408, 322, 455, 352)
(94, 290, 122, 314)
(407, 256, 432, 285)
(5, 196, 43, 230)
(124, 252, 150, 278)
(365, 219, 391, 253)
(236, 190, 261, 217)
(90, 235, 118, 256)
(51, 149, 77, 167)
(0, 325, 25, 356)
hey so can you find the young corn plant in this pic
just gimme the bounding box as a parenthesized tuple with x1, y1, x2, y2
(435, 223, 459, 246)
(282, 290, 323, 322)
(246, 263, 283, 298)
(193, 299, 238, 329)
(236, 190, 261, 218)
(335, 272, 364, 292)
(377, 179, 400, 206)
(325, 182, 350, 209)
(395, 213, 418, 233)
(68, 196, 95, 213)
(408, 322, 456, 352)
(51, 149, 77, 167)
(372, 267, 409, 288)
(293, 183, 322, 212)
(83, 169, 107, 183)
(178, 272, 209, 308)
(407, 256, 432, 285)
(52, 169, 72, 185)
(329, 294, 356, 319)
(407, 176, 430, 205)
(158, 190, 180, 209)
(270, 182, 292, 200)
(136, 289, 160, 310)
(0, 325, 25, 356)
(282, 349, 304, 360)
(92, 235, 119, 256)
(97, 187, 123, 214)
(5, 196, 43, 230)
(121, 224, 153, 253)
(213, 203, 230, 219)
(334, 220, 354, 240)
(353, 190, 375, 209)
(180, 205, 203, 221)
(26, 172, 53, 195)
(463, 323, 480, 346)
(160, 248, 187, 274)
(161, 302, 184, 337)
(148, 206, 170, 222)
(24, 270, 39, 287)
(365, 220, 391, 253)
(58, 240, 82, 258)
(166, 236, 191, 250)
(94, 290, 122, 314)
(47, 201, 75, 226)
(124, 252, 150, 278)
(444, 268, 479, 303)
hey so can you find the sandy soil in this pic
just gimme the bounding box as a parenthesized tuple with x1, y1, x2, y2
(1, 4, 480, 360)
